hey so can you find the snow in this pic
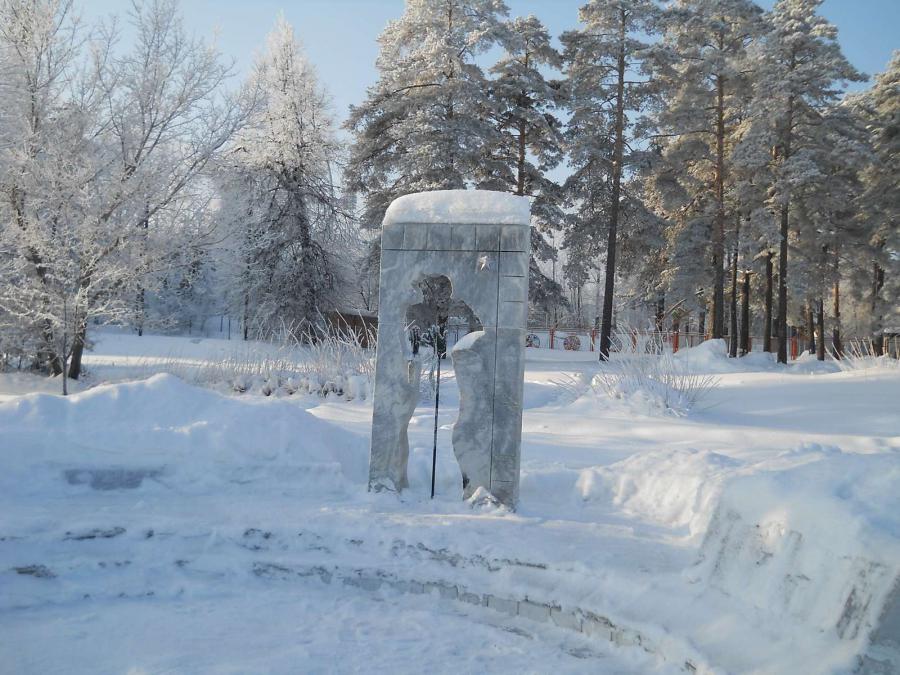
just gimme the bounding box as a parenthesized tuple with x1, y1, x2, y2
(1, 330, 898, 673)
(450, 328, 485, 352)
(383, 189, 532, 225)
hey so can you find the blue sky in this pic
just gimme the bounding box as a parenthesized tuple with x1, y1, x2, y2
(80, 0, 898, 124)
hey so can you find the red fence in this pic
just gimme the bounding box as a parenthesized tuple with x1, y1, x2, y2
(523, 328, 900, 360)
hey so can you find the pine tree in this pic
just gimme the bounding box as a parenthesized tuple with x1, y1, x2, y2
(750, 0, 864, 363)
(222, 15, 348, 334)
(644, 0, 763, 346)
(791, 104, 869, 359)
(852, 51, 900, 353)
(561, 0, 658, 358)
(480, 14, 566, 317)
(345, 0, 510, 226)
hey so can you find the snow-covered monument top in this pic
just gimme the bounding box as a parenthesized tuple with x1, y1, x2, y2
(383, 190, 533, 226)
(369, 190, 531, 508)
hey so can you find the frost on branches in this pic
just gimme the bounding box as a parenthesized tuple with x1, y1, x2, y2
(217, 15, 350, 336)
(0, 0, 245, 387)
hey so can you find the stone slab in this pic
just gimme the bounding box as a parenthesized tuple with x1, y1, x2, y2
(500, 224, 529, 252)
(550, 608, 583, 632)
(518, 600, 551, 623)
(381, 222, 404, 250)
(476, 224, 501, 251)
(486, 594, 518, 616)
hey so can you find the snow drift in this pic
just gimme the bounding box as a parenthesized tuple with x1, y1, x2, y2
(0, 373, 368, 500)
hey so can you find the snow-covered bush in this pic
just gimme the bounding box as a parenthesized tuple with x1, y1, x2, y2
(294, 324, 375, 400)
(835, 338, 900, 373)
(131, 322, 375, 401)
(591, 329, 719, 415)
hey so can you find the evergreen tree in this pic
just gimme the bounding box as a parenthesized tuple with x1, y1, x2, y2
(345, 0, 510, 226)
(644, 0, 763, 345)
(480, 14, 566, 317)
(852, 51, 900, 352)
(561, 0, 658, 358)
(749, 0, 864, 363)
(790, 104, 869, 358)
(221, 16, 348, 335)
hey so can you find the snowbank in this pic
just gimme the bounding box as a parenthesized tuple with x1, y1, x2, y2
(0, 373, 368, 499)
(575, 444, 900, 670)
(672, 338, 780, 373)
(576, 449, 741, 537)
(696, 451, 900, 646)
(383, 189, 531, 225)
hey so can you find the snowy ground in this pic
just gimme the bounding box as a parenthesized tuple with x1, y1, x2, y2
(1, 331, 898, 674)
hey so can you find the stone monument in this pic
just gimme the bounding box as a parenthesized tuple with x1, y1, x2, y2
(368, 190, 530, 508)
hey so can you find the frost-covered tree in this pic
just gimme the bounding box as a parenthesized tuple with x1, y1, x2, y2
(220, 15, 349, 335)
(479, 15, 565, 316)
(643, 0, 763, 345)
(95, 0, 242, 338)
(0, 0, 85, 378)
(0, 0, 244, 384)
(746, 0, 864, 363)
(561, 0, 658, 358)
(788, 103, 870, 358)
(345, 0, 510, 226)
(852, 51, 900, 352)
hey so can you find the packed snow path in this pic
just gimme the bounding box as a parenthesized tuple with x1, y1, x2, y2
(1, 332, 898, 674)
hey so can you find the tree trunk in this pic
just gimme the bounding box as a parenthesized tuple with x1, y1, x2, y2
(698, 310, 706, 338)
(871, 261, 885, 355)
(776, 203, 789, 364)
(712, 57, 727, 341)
(136, 288, 145, 337)
(655, 294, 665, 333)
(136, 204, 150, 336)
(776, 88, 795, 365)
(816, 298, 825, 361)
(68, 318, 87, 380)
(39, 318, 63, 376)
(832, 279, 843, 358)
(740, 271, 751, 356)
(516, 118, 526, 196)
(598, 8, 627, 362)
(764, 252, 773, 352)
(243, 291, 250, 341)
(806, 301, 816, 355)
(728, 226, 739, 358)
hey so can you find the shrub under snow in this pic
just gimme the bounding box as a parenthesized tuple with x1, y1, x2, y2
(590, 330, 720, 415)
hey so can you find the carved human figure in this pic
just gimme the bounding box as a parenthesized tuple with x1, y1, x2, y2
(368, 190, 529, 508)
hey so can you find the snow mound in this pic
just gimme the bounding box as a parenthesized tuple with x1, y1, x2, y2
(450, 329, 486, 353)
(672, 339, 778, 373)
(0, 374, 368, 499)
(576, 449, 742, 536)
(383, 189, 531, 225)
(696, 452, 900, 660)
(575, 445, 900, 668)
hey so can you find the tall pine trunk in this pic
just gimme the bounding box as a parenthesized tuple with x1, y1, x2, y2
(871, 261, 885, 355)
(776, 90, 794, 364)
(516, 119, 526, 196)
(729, 250, 738, 358)
(598, 8, 627, 362)
(728, 220, 739, 358)
(712, 51, 727, 340)
(764, 252, 773, 352)
(806, 301, 816, 355)
(740, 271, 751, 356)
(816, 298, 825, 361)
(832, 279, 843, 358)
(655, 294, 665, 333)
